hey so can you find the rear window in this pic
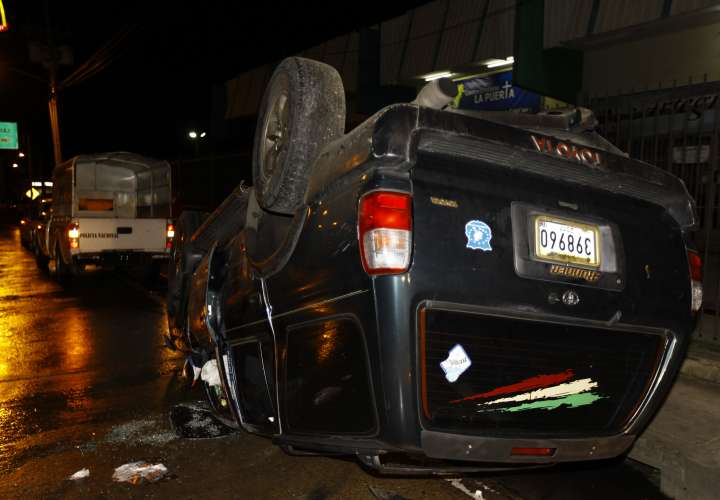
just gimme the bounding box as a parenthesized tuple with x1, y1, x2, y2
(79, 198, 114, 211)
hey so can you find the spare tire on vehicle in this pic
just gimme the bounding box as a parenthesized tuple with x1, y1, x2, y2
(252, 57, 346, 215)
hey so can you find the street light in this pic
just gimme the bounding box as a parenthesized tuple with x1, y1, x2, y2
(188, 131, 198, 139)
(423, 71, 453, 82)
(11, 162, 18, 168)
(485, 56, 514, 69)
(18, 151, 25, 158)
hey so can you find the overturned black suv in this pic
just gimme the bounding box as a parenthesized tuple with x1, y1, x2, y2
(166, 57, 701, 473)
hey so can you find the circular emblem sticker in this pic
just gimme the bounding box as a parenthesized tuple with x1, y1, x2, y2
(465, 220, 493, 251)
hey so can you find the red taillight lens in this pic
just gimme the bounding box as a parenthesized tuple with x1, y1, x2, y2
(688, 249, 702, 281)
(358, 191, 412, 275)
(511, 447, 555, 457)
(688, 249, 703, 314)
(67, 221, 79, 249)
(166, 223, 175, 249)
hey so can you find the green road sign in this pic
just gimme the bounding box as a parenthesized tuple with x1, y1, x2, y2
(0, 122, 18, 150)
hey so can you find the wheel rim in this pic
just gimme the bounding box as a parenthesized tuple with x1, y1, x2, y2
(259, 86, 290, 195)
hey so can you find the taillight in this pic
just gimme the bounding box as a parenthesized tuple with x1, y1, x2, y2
(511, 447, 556, 457)
(166, 223, 175, 249)
(688, 249, 703, 314)
(67, 221, 80, 249)
(358, 191, 412, 275)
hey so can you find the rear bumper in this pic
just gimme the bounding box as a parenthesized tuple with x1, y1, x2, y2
(421, 430, 635, 463)
(71, 250, 169, 266)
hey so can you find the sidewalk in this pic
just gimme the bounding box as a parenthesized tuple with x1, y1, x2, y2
(628, 339, 720, 500)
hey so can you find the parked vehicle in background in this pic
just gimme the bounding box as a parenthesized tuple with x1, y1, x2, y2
(18, 197, 51, 249)
(37, 152, 173, 280)
(168, 58, 700, 473)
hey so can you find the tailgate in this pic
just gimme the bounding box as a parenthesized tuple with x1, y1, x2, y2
(408, 149, 691, 436)
(76, 218, 167, 252)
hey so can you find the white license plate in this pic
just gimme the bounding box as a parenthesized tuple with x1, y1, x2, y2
(534, 216, 600, 267)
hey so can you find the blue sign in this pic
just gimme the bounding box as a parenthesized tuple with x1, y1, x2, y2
(454, 72, 541, 112)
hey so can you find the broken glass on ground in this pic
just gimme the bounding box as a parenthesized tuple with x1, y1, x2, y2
(169, 401, 235, 439)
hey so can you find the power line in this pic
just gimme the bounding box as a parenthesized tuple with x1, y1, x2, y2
(60, 24, 138, 89)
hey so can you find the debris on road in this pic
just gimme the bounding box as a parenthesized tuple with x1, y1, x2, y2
(67, 468, 90, 480)
(105, 418, 177, 446)
(112, 461, 168, 484)
(170, 401, 235, 439)
(446, 478, 485, 499)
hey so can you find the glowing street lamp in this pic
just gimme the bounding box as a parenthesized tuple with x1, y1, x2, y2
(188, 131, 198, 139)
(11, 162, 18, 168)
(18, 151, 24, 157)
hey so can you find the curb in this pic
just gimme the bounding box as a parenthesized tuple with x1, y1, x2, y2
(680, 339, 720, 385)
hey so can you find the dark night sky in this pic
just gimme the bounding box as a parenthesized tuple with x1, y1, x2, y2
(0, 0, 427, 181)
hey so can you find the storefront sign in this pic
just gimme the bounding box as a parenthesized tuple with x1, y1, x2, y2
(453, 72, 541, 112)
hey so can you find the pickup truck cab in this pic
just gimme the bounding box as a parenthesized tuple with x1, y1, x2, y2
(38, 152, 173, 280)
(168, 58, 700, 473)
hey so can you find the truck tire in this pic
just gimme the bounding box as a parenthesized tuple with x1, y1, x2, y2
(54, 243, 71, 283)
(34, 238, 49, 272)
(252, 57, 345, 215)
(167, 210, 207, 348)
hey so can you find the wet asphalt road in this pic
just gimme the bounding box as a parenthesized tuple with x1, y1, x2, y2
(0, 226, 668, 499)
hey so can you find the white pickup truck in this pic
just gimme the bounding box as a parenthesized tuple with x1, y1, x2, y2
(36, 152, 173, 280)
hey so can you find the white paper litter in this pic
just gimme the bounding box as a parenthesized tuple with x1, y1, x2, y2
(68, 468, 90, 480)
(445, 478, 485, 499)
(112, 461, 168, 484)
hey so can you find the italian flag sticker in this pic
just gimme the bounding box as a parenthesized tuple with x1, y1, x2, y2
(450, 369, 604, 413)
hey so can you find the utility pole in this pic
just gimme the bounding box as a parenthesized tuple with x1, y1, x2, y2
(44, 0, 62, 166)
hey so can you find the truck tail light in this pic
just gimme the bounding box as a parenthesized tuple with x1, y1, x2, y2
(358, 191, 412, 275)
(67, 221, 80, 249)
(166, 223, 175, 249)
(688, 249, 703, 314)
